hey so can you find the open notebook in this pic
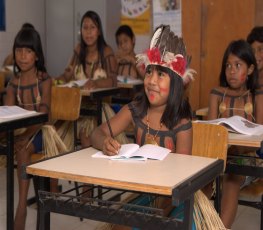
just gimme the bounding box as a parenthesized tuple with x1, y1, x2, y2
(194, 115, 263, 136)
(0, 106, 36, 119)
(92, 144, 171, 161)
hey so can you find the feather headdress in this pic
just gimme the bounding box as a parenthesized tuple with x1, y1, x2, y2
(136, 25, 196, 85)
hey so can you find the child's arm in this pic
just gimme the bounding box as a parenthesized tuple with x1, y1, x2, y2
(208, 89, 219, 120)
(175, 119, 192, 155)
(91, 104, 133, 155)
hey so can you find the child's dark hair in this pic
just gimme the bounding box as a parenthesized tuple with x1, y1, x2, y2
(132, 65, 192, 129)
(13, 28, 46, 75)
(219, 39, 258, 93)
(21, 22, 34, 30)
(247, 26, 263, 44)
(115, 25, 135, 44)
(79, 11, 107, 70)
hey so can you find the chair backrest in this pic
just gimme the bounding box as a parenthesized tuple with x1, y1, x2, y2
(192, 122, 228, 170)
(51, 86, 81, 121)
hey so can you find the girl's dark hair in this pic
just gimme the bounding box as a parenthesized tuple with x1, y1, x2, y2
(132, 65, 192, 129)
(115, 25, 135, 44)
(79, 11, 107, 70)
(219, 39, 258, 94)
(13, 28, 46, 75)
(247, 26, 263, 44)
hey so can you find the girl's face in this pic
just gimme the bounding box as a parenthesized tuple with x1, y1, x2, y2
(81, 17, 100, 47)
(15, 47, 37, 72)
(144, 66, 170, 107)
(225, 53, 253, 90)
(251, 41, 263, 73)
(117, 33, 134, 55)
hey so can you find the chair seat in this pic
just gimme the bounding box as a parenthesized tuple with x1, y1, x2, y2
(240, 179, 263, 197)
(31, 153, 45, 163)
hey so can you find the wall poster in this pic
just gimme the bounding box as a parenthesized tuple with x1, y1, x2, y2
(152, 0, 181, 36)
(0, 0, 5, 31)
(120, 0, 151, 35)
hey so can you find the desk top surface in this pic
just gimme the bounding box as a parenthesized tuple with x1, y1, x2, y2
(27, 147, 219, 195)
(80, 87, 119, 96)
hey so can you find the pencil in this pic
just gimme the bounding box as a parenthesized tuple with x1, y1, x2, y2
(102, 104, 114, 138)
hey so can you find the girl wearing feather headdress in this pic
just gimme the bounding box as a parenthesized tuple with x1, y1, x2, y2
(91, 25, 226, 230)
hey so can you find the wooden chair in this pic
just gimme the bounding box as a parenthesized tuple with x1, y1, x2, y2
(192, 122, 228, 213)
(29, 86, 81, 197)
(30, 86, 82, 227)
(31, 86, 82, 161)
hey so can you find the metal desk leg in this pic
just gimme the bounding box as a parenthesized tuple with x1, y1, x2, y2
(38, 177, 50, 230)
(97, 99, 102, 125)
(6, 130, 14, 230)
(183, 195, 194, 230)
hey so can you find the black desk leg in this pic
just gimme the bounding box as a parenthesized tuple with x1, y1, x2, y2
(38, 177, 50, 230)
(183, 195, 194, 230)
(97, 99, 102, 125)
(214, 176, 221, 214)
(6, 130, 14, 230)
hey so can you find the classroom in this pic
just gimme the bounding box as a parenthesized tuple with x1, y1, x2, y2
(0, 0, 263, 230)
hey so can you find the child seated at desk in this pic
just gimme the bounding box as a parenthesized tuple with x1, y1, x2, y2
(115, 25, 144, 80)
(4, 27, 51, 230)
(207, 39, 263, 228)
(54, 11, 128, 149)
(91, 24, 225, 230)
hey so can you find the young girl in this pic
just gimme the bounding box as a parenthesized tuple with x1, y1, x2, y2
(91, 25, 193, 156)
(92, 25, 228, 230)
(56, 10, 128, 149)
(115, 25, 143, 79)
(4, 28, 52, 230)
(207, 39, 263, 228)
(91, 25, 195, 229)
(58, 10, 117, 89)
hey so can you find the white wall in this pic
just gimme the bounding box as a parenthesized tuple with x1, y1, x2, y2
(0, 0, 46, 66)
(0, 0, 150, 76)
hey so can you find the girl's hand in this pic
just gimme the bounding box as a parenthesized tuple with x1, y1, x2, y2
(102, 136, 121, 156)
(83, 79, 97, 90)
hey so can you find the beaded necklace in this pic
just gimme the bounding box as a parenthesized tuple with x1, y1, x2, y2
(16, 74, 41, 106)
(145, 109, 163, 146)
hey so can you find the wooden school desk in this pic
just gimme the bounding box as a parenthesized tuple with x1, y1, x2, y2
(0, 112, 48, 230)
(26, 147, 224, 230)
(226, 132, 263, 177)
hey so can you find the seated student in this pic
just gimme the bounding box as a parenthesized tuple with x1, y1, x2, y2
(247, 26, 263, 88)
(2, 23, 35, 67)
(115, 25, 144, 79)
(58, 11, 117, 89)
(4, 27, 51, 230)
(56, 11, 128, 149)
(91, 25, 225, 230)
(207, 39, 263, 228)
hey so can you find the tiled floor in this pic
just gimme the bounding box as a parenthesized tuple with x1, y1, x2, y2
(0, 167, 261, 230)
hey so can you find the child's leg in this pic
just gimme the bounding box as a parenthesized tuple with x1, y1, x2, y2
(220, 173, 245, 228)
(14, 142, 34, 230)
